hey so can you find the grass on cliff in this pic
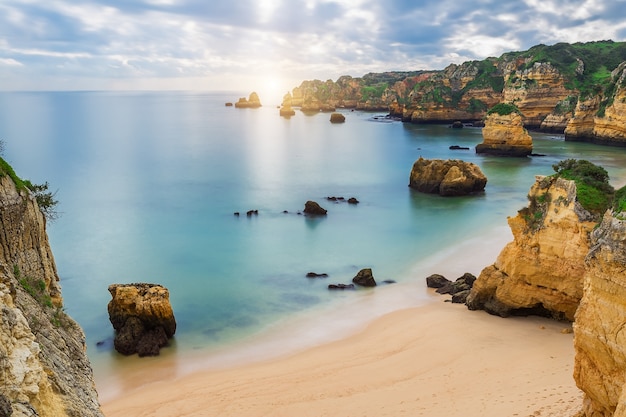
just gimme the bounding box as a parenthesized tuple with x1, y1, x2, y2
(0, 156, 59, 221)
(552, 159, 614, 214)
(487, 102, 522, 116)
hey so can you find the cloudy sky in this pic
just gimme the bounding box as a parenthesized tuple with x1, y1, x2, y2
(1, 0, 625, 102)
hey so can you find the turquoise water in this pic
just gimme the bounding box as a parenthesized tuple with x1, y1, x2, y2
(2, 91, 626, 388)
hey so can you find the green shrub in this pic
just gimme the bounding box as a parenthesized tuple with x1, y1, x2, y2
(487, 102, 521, 116)
(552, 159, 614, 214)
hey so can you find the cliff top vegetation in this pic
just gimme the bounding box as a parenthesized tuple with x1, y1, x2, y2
(0, 151, 59, 221)
(552, 159, 614, 215)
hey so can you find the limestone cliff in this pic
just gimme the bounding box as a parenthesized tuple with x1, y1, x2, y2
(0, 174, 103, 416)
(573, 211, 626, 417)
(476, 111, 533, 156)
(565, 62, 626, 145)
(466, 175, 596, 321)
(286, 41, 626, 145)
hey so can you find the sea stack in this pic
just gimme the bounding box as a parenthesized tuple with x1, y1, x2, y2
(408, 157, 487, 196)
(107, 283, 177, 357)
(235, 92, 262, 108)
(476, 104, 533, 156)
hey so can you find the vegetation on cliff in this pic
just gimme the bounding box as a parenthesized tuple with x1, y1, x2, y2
(486, 102, 522, 116)
(0, 155, 59, 221)
(551, 159, 614, 215)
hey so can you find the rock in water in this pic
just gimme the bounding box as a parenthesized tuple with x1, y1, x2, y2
(330, 112, 346, 123)
(408, 157, 487, 196)
(352, 268, 377, 287)
(475, 111, 533, 157)
(107, 283, 177, 357)
(303, 200, 327, 215)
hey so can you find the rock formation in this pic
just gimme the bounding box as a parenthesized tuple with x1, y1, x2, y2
(303, 201, 327, 216)
(0, 173, 103, 416)
(329, 112, 345, 123)
(408, 157, 487, 196)
(285, 41, 626, 145)
(476, 111, 533, 156)
(573, 210, 626, 417)
(107, 283, 176, 357)
(234, 92, 262, 108)
(466, 175, 596, 321)
(565, 62, 626, 145)
(352, 268, 377, 287)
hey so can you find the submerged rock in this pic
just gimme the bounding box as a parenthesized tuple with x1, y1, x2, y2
(108, 283, 177, 357)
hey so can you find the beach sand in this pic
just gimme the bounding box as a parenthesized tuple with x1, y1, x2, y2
(101, 297, 582, 417)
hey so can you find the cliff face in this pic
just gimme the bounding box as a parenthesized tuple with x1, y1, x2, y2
(0, 175, 103, 416)
(286, 41, 626, 145)
(466, 176, 596, 321)
(565, 63, 626, 145)
(573, 211, 626, 417)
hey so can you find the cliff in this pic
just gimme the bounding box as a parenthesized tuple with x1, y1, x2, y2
(466, 175, 596, 321)
(565, 62, 626, 145)
(286, 41, 626, 145)
(573, 211, 626, 417)
(0, 171, 103, 416)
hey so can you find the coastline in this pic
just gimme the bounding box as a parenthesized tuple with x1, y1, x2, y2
(100, 222, 581, 416)
(101, 298, 581, 417)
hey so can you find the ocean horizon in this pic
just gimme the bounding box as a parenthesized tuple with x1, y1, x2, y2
(2, 90, 626, 396)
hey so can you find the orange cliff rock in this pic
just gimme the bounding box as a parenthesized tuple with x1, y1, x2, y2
(574, 211, 626, 417)
(234, 92, 262, 108)
(475, 112, 533, 157)
(565, 63, 626, 145)
(466, 176, 597, 321)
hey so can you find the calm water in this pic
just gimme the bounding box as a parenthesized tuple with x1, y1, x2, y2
(2, 91, 626, 386)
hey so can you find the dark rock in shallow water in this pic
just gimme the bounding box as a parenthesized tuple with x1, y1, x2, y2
(449, 145, 470, 150)
(426, 274, 451, 288)
(330, 112, 346, 123)
(451, 121, 464, 128)
(306, 272, 328, 278)
(347, 197, 359, 204)
(451, 290, 471, 304)
(328, 283, 355, 290)
(352, 268, 377, 287)
(303, 200, 327, 215)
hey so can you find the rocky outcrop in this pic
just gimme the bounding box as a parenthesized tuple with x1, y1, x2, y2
(352, 268, 377, 287)
(0, 174, 103, 416)
(573, 211, 626, 417)
(565, 63, 626, 145)
(329, 112, 345, 123)
(476, 111, 533, 156)
(466, 175, 596, 321)
(408, 157, 487, 196)
(303, 201, 327, 216)
(107, 283, 177, 357)
(234, 92, 262, 108)
(286, 41, 626, 145)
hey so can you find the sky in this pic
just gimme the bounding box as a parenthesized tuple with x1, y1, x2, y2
(1, 0, 626, 103)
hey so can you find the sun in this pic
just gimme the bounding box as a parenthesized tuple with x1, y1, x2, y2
(256, 76, 291, 106)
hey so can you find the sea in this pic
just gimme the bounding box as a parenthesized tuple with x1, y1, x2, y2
(1, 91, 626, 396)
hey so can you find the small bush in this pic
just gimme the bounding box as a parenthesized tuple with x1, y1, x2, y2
(487, 102, 522, 116)
(552, 159, 614, 215)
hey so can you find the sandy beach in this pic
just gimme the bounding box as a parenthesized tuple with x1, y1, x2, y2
(101, 296, 582, 417)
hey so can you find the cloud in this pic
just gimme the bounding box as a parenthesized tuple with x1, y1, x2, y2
(0, 0, 625, 98)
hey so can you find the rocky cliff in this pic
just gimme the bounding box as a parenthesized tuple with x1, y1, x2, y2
(286, 41, 626, 145)
(0, 172, 103, 416)
(466, 175, 596, 321)
(565, 62, 626, 145)
(573, 210, 626, 417)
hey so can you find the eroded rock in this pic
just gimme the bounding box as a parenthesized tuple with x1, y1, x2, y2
(107, 283, 176, 357)
(408, 157, 487, 196)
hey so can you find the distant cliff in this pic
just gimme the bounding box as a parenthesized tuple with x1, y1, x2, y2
(0, 165, 103, 416)
(286, 40, 626, 145)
